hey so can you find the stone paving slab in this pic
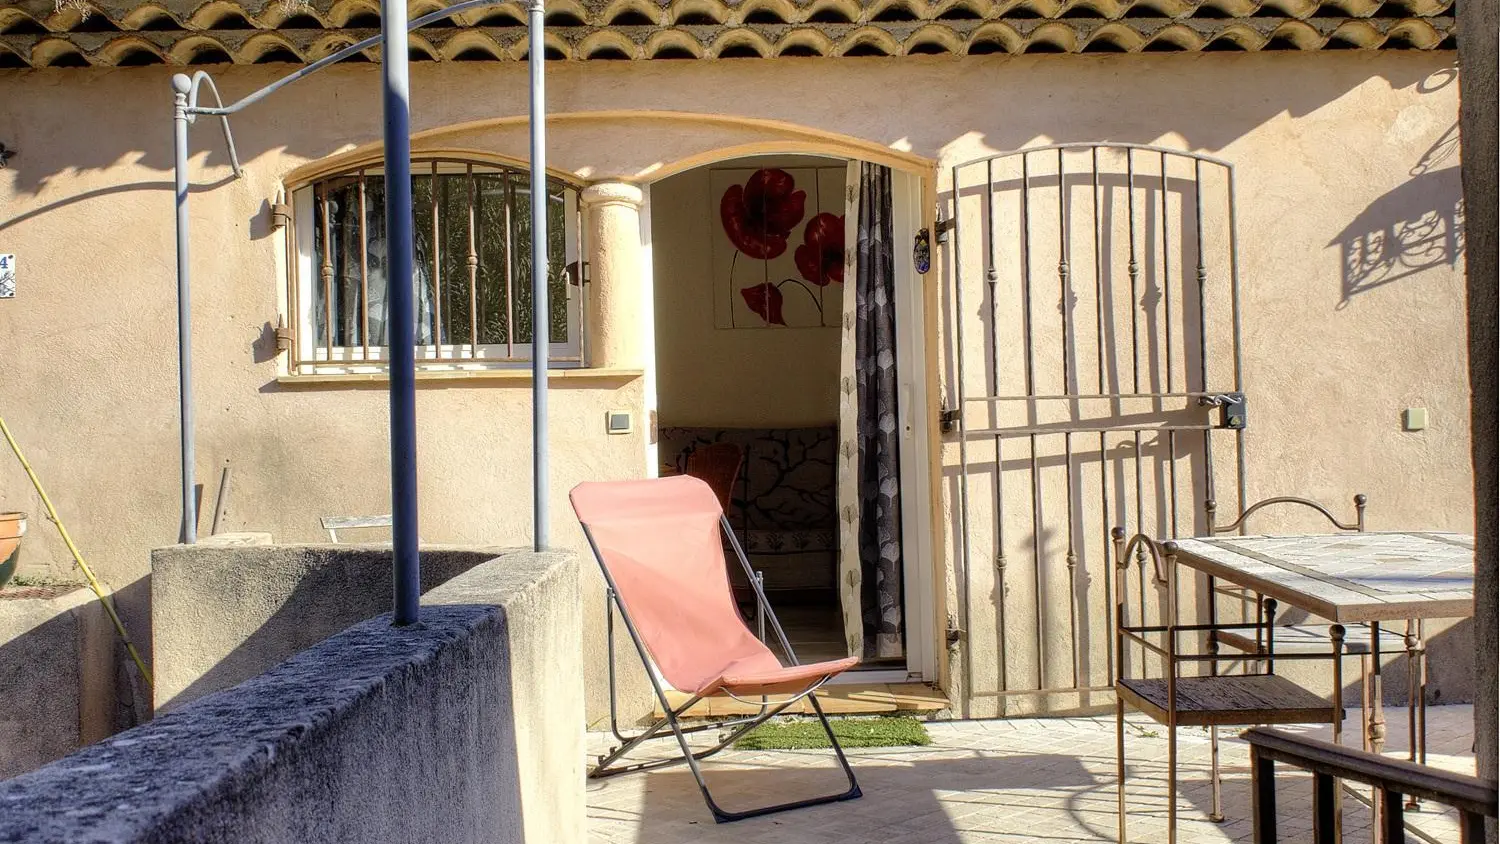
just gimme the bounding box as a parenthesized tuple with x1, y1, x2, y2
(588, 705, 1475, 843)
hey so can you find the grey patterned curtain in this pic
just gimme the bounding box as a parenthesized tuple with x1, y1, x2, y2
(854, 163, 904, 659)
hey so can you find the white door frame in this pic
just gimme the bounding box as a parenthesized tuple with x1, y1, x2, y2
(895, 168, 937, 682)
(639, 184, 659, 478)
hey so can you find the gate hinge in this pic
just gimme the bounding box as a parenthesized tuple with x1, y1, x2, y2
(268, 201, 291, 231)
(1200, 392, 1247, 430)
(939, 407, 960, 433)
(566, 260, 589, 287)
(946, 624, 964, 648)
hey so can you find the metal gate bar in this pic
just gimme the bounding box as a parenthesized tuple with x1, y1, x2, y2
(945, 142, 1247, 716)
(1057, 147, 1079, 692)
(1092, 147, 1115, 690)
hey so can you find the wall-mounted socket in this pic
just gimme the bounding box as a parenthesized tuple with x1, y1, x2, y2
(1402, 407, 1428, 432)
(606, 410, 633, 435)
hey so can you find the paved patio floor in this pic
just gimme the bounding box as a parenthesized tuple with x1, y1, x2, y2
(588, 705, 1475, 843)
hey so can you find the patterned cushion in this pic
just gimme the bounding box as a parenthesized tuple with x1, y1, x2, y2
(742, 529, 838, 555)
(659, 426, 837, 538)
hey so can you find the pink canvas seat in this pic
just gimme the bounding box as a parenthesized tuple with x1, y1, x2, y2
(571, 476, 857, 698)
(571, 475, 862, 823)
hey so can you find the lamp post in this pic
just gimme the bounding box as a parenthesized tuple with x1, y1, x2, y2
(528, 0, 549, 552)
(171, 75, 196, 545)
(380, 0, 421, 626)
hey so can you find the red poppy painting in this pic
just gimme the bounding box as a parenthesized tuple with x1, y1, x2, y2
(794, 213, 845, 287)
(740, 282, 786, 326)
(713, 166, 846, 329)
(719, 169, 806, 260)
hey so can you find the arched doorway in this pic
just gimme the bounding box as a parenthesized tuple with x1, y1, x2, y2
(644, 151, 937, 683)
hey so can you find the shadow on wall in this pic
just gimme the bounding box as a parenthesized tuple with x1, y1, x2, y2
(0, 57, 1455, 201)
(1268, 604, 1476, 709)
(112, 574, 152, 719)
(151, 545, 511, 713)
(0, 576, 154, 780)
(0, 591, 110, 780)
(938, 454, 1477, 714)
(1331, 126, 1464, 308)
(0, 174, 243, 235)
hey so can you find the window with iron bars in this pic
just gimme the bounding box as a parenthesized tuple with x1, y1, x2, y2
(289, 158, 582, 374)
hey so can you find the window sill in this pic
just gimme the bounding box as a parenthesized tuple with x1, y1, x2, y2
(275, 368, 644, 387)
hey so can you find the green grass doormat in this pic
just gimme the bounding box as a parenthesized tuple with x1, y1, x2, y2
(733, 716, 932, 750)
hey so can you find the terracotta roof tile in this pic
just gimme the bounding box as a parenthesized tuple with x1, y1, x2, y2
(0, 0, 1454, 65)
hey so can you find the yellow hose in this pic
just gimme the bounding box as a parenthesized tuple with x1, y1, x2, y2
(0, 416, 153, 688)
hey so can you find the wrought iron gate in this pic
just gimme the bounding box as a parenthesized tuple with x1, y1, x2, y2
(941, 143, 1248, 716)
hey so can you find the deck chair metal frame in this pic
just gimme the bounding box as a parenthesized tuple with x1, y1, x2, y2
(578, 506, 861, 823)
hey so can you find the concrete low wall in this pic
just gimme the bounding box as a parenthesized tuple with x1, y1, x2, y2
(151, 543, 519, 711)
(0, 549, 584, 844)
(0, 584, 128, 779)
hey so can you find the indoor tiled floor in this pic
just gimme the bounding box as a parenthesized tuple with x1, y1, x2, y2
(772, 604, 849, 664)
(588, 705, 1475, 843)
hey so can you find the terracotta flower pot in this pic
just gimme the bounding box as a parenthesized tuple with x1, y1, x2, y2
(0, 512, 26, 589)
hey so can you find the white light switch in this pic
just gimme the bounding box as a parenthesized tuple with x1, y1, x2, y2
(1403, 407, 1428, 431)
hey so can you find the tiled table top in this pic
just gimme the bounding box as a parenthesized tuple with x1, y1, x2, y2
(1170, 532, 1475, 622)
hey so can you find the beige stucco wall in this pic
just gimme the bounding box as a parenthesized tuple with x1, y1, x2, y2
(0, 50, 1469, 726)
(652, 154, 842, 431)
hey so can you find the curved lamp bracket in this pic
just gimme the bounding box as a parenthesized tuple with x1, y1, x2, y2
(184, 71, 242, 178)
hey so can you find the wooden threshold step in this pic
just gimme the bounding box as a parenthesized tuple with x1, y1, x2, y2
(658, 683, 949, 719)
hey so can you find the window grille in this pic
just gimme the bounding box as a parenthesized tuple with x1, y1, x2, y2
(289, 158, 583, 374)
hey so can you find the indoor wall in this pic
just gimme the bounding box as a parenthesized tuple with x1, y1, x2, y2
(651, 154, 843, 431)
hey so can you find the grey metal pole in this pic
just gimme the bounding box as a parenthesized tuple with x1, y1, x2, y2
(381, 0, 421, 625)
(172, 73, 197, 545)
(528, 0, 549, 551)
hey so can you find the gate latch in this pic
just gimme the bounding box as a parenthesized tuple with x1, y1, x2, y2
(1200, 392, 1247, 430)
(939, 407, 961, 434)
(934, 214, 955, 245)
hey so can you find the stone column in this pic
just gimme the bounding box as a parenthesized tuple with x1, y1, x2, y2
(580, 182, 646, 370)
(1458, 0, 1497, 838)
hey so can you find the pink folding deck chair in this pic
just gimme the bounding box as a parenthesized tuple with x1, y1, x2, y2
(570, 475, 863, 823)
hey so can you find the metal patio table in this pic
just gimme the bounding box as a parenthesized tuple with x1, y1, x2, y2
(1169, 531, 1474, 773)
